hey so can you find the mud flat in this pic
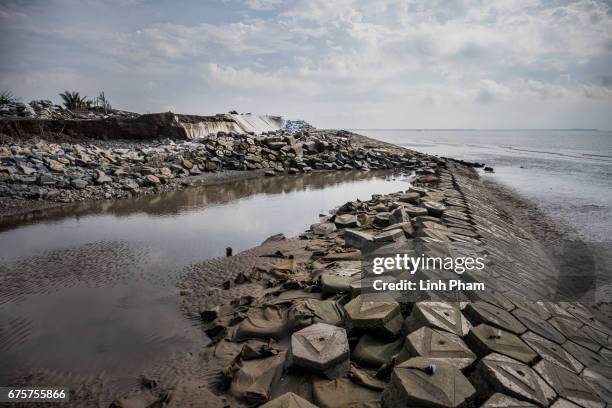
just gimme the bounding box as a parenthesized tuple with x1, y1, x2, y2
(2, 127, 610, 407)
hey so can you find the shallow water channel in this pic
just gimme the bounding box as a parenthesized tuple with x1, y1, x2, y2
(0, 170, 412, 385)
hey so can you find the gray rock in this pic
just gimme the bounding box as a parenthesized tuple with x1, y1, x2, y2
(290, 322, 349, 379)
(71, 179, 89, 189)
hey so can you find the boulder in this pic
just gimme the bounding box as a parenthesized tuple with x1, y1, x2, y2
(310, 222, 337, 236)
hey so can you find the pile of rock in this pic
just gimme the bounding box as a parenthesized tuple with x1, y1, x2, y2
(157, 160, 612, 408)
(0, 129, 427, 203)
(0, 99, 139, 120)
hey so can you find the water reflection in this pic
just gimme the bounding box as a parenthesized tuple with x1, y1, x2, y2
(0, 170, 411, 385)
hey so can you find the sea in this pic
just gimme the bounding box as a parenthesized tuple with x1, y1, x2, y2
(357, 129, 612, 245)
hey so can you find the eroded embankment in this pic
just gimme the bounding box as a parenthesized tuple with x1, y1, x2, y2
(98, 160, 612, 407)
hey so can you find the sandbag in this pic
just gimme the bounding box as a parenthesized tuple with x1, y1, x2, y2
(313, 377, 381, 408)
(227, 352, 287, 404)
(234, 305, 288, 341)
(287, 299, 345, 332)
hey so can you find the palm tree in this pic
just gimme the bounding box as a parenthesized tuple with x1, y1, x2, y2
(96, 91, 111, 113)
(59, 91, 87, 110)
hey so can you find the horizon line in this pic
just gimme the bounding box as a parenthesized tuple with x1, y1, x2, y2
(347, 128, 605, 132)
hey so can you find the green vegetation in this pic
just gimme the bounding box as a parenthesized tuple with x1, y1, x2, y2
(59, 91, 88, 110)
(0, 90, 19, 104)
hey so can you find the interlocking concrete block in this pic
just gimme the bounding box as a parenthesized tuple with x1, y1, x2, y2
(467, 324, 538, 364)
(581, 365, 612, 406)
(464, 301, 526, 334)
(345, 293, 403, 338)
(381, 357, 476, 408)
(403, 302, 471, 337)
(549, 317, 600, 352)
(481, 393, 537, 407)
(562, 341, 610, 368)
(397, 326, 476, 369)
(290, 322, 349, 379)
(534, 359, 604, 408)
(521, 331, 584, 374)
(471, 353, 556, 406)
(512, 309, 566, 345)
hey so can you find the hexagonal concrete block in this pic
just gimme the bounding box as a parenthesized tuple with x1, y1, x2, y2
(403, 302, 470, 337)
(470, 353, 556, 407)
(397, 326, 476, 370)
(549, 317, 601, 352)
(534, 360, 605, 408)
(260, 392, 318, 408)
(581, 365, 612, 406)
(290, 322, 349, 379)
(467, 324, 538, 365)
(562, 341, 609, 368)
(464, 301, 526, 334)
(521, 331, 584, 374)
(512, 309, 566, 345)
(481, 393, 537, 407)
(381, 357, 476, 408)
(345, 293, 403, 338)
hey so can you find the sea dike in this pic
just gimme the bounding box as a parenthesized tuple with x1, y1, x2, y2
(1, 112, 610, 407)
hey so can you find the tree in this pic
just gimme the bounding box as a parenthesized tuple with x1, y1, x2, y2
(96, 91, 111, 113)
(59, 91, 88, 110)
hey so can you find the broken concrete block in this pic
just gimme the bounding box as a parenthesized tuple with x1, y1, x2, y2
(470, 353, 556, 406)
(381, 357, 476, 407)
(397, 326, 475, 370)
(345, 293, 403, 338)
(521, 331, 584, 373)
(373, 228, 404, 242)
(334, 214, 359, 228)
(466, 324, 538, 364)
(534, 359, 604, 408)
(464, 301, 527, 334)
(344, 229, 374, 249)
(311, 222, 337, 236)
(290, 322, 349, 379)
(403, 302, 470, 337)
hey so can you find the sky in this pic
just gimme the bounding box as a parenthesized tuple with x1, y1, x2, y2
(1, 0, 612, 129)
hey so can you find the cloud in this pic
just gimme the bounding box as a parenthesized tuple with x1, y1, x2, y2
(0, 0, 611, 128)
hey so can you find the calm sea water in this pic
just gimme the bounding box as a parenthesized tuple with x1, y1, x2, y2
(358, 130, 612, 243)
